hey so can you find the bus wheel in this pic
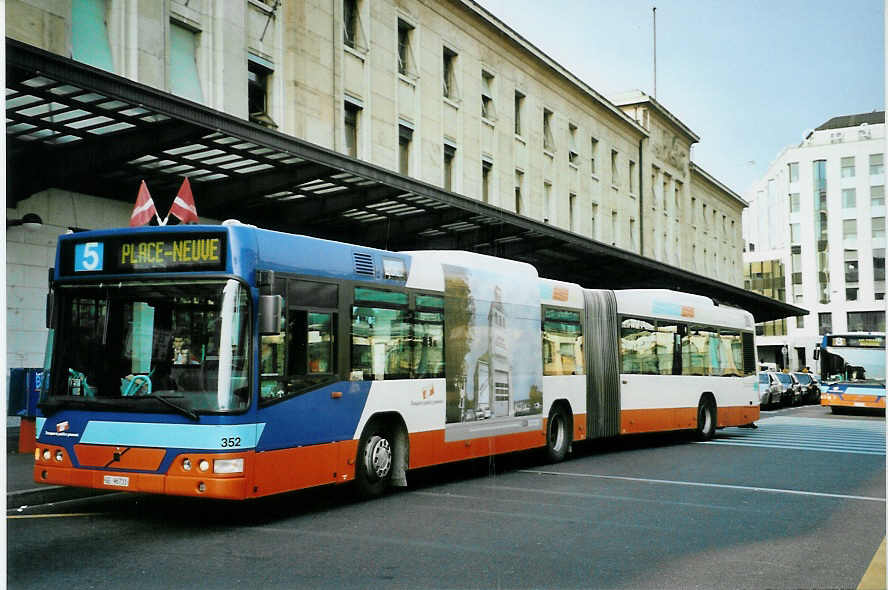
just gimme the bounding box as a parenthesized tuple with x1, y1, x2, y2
(695, 398, 716, 441)
(356, 427, 393, 498)
(545, 406, 571, 463)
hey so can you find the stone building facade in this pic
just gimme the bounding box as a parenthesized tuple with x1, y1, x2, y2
(6, 0, 746, 370)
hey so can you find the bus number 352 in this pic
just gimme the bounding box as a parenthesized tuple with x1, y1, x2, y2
(220, 437, 241, 448)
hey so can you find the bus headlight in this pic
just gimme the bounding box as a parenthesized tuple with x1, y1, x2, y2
(199, 459, 210, 472)
(55, 450, 64, 462)
(213, 458, 244, 474)
(43, 449, 51, 461)
(34, 449, 41, 461)
(182, 458, 192, 471)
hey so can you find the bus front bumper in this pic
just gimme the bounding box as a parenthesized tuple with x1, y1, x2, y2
(33, 444, 251, 500)
(821, 393, 886, 409)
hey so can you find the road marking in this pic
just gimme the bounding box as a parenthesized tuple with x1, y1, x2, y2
(522, 470, 887, 503)
(858, 537, 886, 590)
(698, 415, 885, 455)
(7, 512, 101, 519)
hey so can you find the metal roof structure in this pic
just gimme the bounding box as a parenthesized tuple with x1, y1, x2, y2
(815, 111, 884, 131)
(5, 38, 805, 322)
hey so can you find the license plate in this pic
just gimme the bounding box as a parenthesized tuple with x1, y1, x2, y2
(103, 475, 129, 487)
(854, 402, 865, 407)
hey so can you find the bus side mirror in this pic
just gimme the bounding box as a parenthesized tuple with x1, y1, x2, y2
(812, 345, 819, 361)
(259, 295, 282, 335)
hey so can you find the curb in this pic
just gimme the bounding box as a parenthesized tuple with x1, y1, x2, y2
(8, 486, 114, 509)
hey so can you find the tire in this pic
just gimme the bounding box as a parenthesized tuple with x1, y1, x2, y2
(545, 406, 571, 463)
(355, 426, 394, 498)
(695, 398, 716, 441)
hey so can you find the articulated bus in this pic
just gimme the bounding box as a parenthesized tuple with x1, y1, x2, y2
(34, 222, 759, 500)
(816, 333, 886, 412)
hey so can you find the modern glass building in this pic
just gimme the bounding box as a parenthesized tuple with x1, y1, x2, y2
(743, 112, 886, 370)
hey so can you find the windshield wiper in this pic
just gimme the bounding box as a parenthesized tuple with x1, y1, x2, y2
(135, 394, 199, 422)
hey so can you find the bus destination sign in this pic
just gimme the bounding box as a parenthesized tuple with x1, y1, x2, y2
(62, 233, 227, 275)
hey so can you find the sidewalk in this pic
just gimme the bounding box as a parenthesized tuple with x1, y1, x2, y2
(7, 426, 110, 508)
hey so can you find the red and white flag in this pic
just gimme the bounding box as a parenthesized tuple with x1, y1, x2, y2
(167, 178, 199, 224)
(129, 180, 159, 227)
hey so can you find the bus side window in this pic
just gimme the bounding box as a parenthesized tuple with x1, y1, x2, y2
(286, 280, 339, 394)
(351, 287, 410, 380)
(413, 294, 445, 378)
(542, 307, 584, 376)
(620, 317, 656, 375)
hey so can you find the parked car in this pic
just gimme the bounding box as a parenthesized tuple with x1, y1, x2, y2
(768, 371, 800, 406)
(758, 372, 783, 409)
(793, 372, 820, 404)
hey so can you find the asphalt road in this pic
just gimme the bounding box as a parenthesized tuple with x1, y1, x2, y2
(8, 404, 885, 589)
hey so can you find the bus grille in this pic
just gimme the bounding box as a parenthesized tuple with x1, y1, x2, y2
(353, 252, 375, 276)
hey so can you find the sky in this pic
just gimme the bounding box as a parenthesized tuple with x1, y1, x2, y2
(474, 0, 884, 196)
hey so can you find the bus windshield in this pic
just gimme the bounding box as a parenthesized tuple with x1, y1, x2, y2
(46, 279, 250, 413)
(821, 346, 886, 385)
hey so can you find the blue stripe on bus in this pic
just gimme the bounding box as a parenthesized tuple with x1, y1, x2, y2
(255, 381, 373, 451)
(651, 301, 683, 317)
(79, 421, 266, 449)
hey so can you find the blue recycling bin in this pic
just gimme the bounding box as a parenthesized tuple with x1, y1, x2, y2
(8, 368, 43, 418)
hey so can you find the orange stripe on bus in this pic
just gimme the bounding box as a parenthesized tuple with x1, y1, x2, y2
(621, 405, 759, 435)
(251, 440, 358, 498)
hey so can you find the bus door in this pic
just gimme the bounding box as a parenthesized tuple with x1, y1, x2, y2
(583, 289, 620, 439)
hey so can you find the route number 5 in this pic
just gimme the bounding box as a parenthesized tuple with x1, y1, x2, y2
(74, 242, 104, 272)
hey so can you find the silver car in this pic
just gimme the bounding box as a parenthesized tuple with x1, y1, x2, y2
(758, 372, 782, 408)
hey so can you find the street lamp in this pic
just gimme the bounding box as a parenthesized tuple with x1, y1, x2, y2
(7, 213, 43, 231)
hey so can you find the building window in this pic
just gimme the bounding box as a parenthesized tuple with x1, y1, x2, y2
(343, 0, 366, 51)
(397, 19, 417, 78)
(481, 70, 495, 120)
(846, 288, 858, 301)
(248, 56, 275, 128)
(872, 185, 885, 207)
(514, 90, 524, 136)
(481, 160, 492, 203)
(629, 160, 636, 194)
(842, 219, 857, 240)
(443, 143, 456, 191)
(568, 123, 579, 165)
(818, 312, 832, 335)
(789, 193, 800, 213)
(514, 170, 524, 214)
(873, 217, 886, 239)
(544, 182, 553, 223)
(847, 311, 886, 333)
(398, 123, 413, 175)
(629, 218, 637, 250)
(590, 137, 599, 175)
(814, 160, 829, 304)
(611, 150, 619, 187)
(675, 180, 683, 212)
(543, 108, 554, 152)
(72, 0, 114, 72)
(169, 21, 204, 104)
(842, 188, 856, 209)
(591, 202, 598, 238)
(611, 211, 618, 245)
(790, 223, 801, 244)
(442, 46, 459, 100)
(870, 153, 884, 175)
(845, 249, 859, 282)
(788, 162, 799, 183)
(344, 100, 361, 157)
(796, 316, 805, 329)
(841, 156, 855, 178)
(875, 248, 886, 300)
(569, 193, 578, 232)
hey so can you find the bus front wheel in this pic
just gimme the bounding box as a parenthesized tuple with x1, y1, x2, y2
(695, 398, 716, 441)
(356, 427, 393, 498)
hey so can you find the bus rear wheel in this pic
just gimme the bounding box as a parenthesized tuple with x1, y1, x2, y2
(545, 406, 571, 463)
(356, 427, 393, 498)
(695, 398, 716, 441)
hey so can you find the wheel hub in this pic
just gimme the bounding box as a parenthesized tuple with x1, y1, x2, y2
(365, 435, 392, 480)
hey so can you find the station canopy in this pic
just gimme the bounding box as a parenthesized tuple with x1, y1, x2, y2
(6, 39, 804, 322)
